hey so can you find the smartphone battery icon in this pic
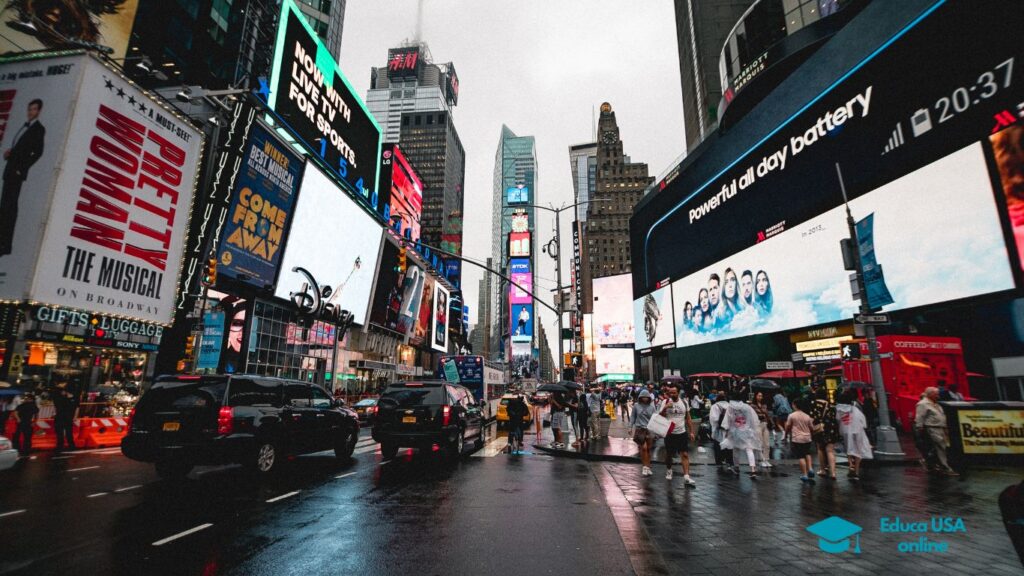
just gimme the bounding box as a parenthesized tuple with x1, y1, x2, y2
(911, 108, 932, 136)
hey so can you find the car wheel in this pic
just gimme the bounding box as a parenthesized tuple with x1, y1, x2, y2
(154, 460, 192, 480)
(380, 441, 398, 460)
(448, 429, 465, 460)
(251, 440, 281, 475)
(335, 429, 357, 460)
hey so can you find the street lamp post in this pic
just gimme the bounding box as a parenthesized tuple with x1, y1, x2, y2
(836, 163, 904, 459)
(505, 200, 608, 381)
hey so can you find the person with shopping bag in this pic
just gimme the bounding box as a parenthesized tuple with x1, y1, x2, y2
(656, 383, 696, 486)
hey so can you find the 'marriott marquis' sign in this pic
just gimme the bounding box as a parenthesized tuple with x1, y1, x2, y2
(267, 0, 381, 204)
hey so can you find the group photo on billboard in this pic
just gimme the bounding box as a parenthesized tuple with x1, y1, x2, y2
(0, 54, 202, 325)
(274, 163, 383, 326)
(218, 124, 303, 288)
(671, 143, 1014, 347)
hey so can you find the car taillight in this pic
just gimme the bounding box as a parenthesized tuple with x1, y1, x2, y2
(442, 405, 451, 426)
(369, 406, 378, 418)
(218, 406, 234, 435)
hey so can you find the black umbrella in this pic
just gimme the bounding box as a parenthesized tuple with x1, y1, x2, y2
(749, 378, 780, 390)
(840, 380, 870, 390)
(559, 381, 583, 390)
(660, 375, 685, 384)
(537, 382, 569, 393)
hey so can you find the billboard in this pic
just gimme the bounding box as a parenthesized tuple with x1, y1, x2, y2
(592, 274, 635, 374)
(445, 64, 459, 106)
(431, 282, 449, 352)
(205, 290, 248, 374)
(367, 240, 401, 331)
(0, 0, 140, 60)
(274, 163, 383, 326)
(395, 263, 425, 338)
(510, 212, 529, 232)
(633, 285, 673, 350)
(217, 124, 303, 288)
(387, 47, 422, 79)
(268, 0, 381, 204)
(509, 258, 532, 305)
(511, 341, 534, 378)
(509, 232, 530, 258)
(990, 125, 1024, 276)
(444, 259, 461, 288)
(379, 144, 423, 240)
(0, 54, 202, 325)
(507, 186, 529, 205)
(641, 1, 1024, 300)
(510, 303, 533, 343)
(671, 143, 1013, 346)
(410, 274, 435, 347)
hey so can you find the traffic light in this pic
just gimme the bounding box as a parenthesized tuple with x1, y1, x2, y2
(184, 335, 196, 358)
(202, 257, 217, 286)
(398, 247, 407, 273)
(571, 354, 583, 368)
(841, 341, 862, 360)
(563, 353, 572, 368)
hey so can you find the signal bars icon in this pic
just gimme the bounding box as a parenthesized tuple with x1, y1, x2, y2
(881, 122, 905, 156)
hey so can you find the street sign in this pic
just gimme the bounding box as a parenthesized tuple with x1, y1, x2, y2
(766, 361, 793, 370)
(855, 313, 891, 325)
(791, 352, 805, 363)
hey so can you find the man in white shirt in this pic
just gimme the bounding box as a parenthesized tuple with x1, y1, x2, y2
(586, 387, 603, 439)
(659, 383, 696, 485)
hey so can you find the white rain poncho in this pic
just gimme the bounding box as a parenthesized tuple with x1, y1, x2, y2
(836, 403, 874, 460)
(708, 399, 730, 443)
(720, 400, 762, 451)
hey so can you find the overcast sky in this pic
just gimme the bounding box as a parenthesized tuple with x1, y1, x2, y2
(339, 0, 685, 361)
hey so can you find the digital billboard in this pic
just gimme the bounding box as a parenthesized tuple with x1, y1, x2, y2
(509, 258, 532, 305)
(510, 212, 530, 232)
(509, 232, 531, 258)
(990, 125, 1024, 275)
(637, 2, 1023, 345)
(671, 143, 1013, 346)
(0, 0, 140, 59)
(274, 163, 383, 326)
(379, 144, 423, 240)
(445, 64, 459, 106)
(268, 0, 381, 204)
(593, 274, 635, 374)
(507, 186, 529, 205)
(367, 240, 401, 332)
(387, 47, 422, 79)
(217, 124, 303, 288)
(510, 303, 533, 343)
(0, 54, 202, 325)
(411, 274, 435, 348)
(633, 285, 673, 350)
(431, 282, 450, 352)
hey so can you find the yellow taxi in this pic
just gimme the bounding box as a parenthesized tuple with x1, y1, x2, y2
(496, 394, 533, 428)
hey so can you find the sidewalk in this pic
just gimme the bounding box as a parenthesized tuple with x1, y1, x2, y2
(532, 411, 923, 467)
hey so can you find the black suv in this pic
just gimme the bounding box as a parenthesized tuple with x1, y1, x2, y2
(371, 381, 485, 459)
(122, 374, 359, 479)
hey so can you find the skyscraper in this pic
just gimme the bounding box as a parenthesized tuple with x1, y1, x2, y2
(491, 126, 537, 364)
(367, 45, 464, 287)
(587, 103, 652, 278)
(673, 0, 753, 152)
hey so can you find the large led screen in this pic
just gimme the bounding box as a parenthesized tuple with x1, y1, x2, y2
(509, 232, 530, 258)
(509, 258, 532, 305)
(671, 143, 1014, 346)
(431, 282, 450, 352)
(592, 274, 635, 374)
(411, 275, 435, 348)
(640, 1, 1024, 303)
(510, 304, 533, 343)
(275, 164, 383, 326)
(633, 285, 673, 351)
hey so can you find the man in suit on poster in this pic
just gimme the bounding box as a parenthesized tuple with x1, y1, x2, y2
(0, 98, 45, 257)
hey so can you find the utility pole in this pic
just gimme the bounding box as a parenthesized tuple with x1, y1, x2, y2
(836, 163, 904, 459)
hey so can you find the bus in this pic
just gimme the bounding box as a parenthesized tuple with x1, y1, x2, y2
(438, 355, 507, 417)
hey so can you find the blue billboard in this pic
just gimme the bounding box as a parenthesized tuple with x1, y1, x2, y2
(217, 124, 303, 288)
(511, 303, 533, 343)
(507, 186, 529, 205)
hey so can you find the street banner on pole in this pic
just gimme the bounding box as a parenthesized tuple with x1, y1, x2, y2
(855, 214, 894, 311)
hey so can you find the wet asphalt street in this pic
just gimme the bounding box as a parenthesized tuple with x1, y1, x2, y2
(1, 423, 1022, 576)
(0, 426, 635, 576)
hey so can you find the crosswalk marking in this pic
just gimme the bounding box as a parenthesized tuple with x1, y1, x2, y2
(474, 437, 509, 458)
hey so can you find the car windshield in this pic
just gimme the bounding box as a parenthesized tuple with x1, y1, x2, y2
(500, 399, 510, 405)
(381, 387, 446, 406)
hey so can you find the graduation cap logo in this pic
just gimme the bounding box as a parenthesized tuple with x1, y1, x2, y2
(806, 516, 863, 554)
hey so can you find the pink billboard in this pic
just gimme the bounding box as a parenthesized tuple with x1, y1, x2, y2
(509, 258, 532, 305)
